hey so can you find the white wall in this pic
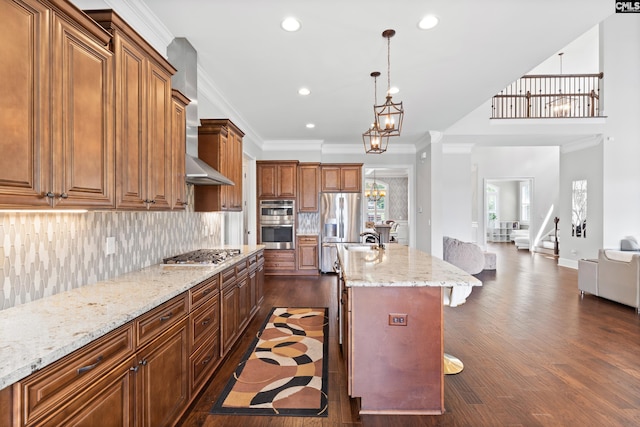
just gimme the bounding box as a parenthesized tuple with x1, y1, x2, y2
(600, 15, 640, 248)
(559, 139, 603, 267)
(441, 147, 473, 242)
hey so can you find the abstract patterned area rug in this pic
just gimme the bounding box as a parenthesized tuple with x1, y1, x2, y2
(211, 307, 329, 417)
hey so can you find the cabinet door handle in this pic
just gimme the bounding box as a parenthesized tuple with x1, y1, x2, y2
(45, 192, 55, 199)
(139, 359, 148, 366)
(129, 365, 139, 373)
(59, 192, 69, 199)
(160, 312, 173, 322)
(77, 355, 104, 375)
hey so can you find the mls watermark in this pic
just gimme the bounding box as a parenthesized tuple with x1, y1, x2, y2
(615, 1, 640, 12)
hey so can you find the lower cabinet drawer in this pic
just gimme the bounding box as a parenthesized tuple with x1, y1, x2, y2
(190, 293, 220, 352)
(190, 333, 221, 394)
(135, 293, 188, 347)
(17, 324, 134, 426)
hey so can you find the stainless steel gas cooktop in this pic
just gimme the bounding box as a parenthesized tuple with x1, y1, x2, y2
(162, 248, 241, 265)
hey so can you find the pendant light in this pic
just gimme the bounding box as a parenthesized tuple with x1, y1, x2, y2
(375, 29, 404, 137)
(362, 71, 390, 154)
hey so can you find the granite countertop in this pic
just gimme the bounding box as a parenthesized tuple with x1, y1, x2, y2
(337, 243, 482, 288)
(0, 245, 264, 390)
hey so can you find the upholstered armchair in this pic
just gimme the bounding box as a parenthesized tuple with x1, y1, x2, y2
(443, 236, 485, 275)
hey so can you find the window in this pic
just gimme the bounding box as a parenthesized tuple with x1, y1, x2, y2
(365, 179, 388, 223)
(486, 184, 499, 225)
(520, 181, 530, 224)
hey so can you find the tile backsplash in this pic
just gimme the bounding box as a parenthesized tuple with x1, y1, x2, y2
(0, 210, 224, 311)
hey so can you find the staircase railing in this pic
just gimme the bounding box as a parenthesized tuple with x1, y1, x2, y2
(491, 73, 603, 119)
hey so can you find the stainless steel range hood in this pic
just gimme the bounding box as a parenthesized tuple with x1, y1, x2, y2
(168, 38, 233, 186)
(185, 154, 234, 186)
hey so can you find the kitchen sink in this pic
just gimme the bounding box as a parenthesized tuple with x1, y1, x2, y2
(345, 243, 379, 252)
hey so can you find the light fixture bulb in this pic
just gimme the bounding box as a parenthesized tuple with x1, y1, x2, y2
(281, 17, 301, 32)
(418, 15, 439, 30)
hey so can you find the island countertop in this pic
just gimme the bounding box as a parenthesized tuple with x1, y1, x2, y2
(0, 245, 264, 390)
(336, 243, 482, 288)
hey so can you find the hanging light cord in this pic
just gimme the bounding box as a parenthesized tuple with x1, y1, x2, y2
(386, 34, 391, 95)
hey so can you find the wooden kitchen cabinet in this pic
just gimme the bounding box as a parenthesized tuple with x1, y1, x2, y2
(8, 252, 264, 427)
(257, 161, 298, 199)
(321, 164, 362, 192)
(264, 249, 296, 275)
(15, 323, 135, 426)
(297, 235, 319, 273)
(256, 250, 265, 307)
(298, 163, 320, 212)
(171, 90, 190, 209)
(220, 266, 239, 356)
(87, 10, 177, 211)
(136, 318, 189, 427)
(37, 356, 136, 427)
(195, 119, 244, 211)
(0, 0, 115, 209)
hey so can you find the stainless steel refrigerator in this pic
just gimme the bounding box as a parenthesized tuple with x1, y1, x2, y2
(320, 193, 363, 273)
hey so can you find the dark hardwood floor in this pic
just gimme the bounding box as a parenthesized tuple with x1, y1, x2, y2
(178, 243, 640, 427)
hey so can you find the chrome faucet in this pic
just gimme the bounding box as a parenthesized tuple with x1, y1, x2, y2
(359, 231, 383, 248)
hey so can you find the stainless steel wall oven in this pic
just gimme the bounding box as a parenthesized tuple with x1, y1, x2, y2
(259, 200, 295, 249)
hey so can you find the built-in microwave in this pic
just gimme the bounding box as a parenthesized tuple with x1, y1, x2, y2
(259, 200, 294, 225)
(259, 200, 295, 249)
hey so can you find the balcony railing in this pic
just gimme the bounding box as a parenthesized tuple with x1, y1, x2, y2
(491, 72, 603, 119)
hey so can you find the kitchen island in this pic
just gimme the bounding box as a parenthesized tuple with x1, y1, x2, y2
(336, 243, 482, 415)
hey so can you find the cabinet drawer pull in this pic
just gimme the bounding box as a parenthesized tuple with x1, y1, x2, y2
(201, 356, 212, 366)
(160, 312, 173, 322)
(202, 288, 212, 295)
(77, 355, 103, 375)
(201, 318, 211, 326)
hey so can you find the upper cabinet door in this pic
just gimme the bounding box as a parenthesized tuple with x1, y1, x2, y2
(114, 34, 147, 209)
(257, 162, 297, 199)
(52, 14, 114, 208)
(146, 62, 172, 210)
(0, 0, 52, 208)
(257, 163, 277, 198)
(340, 165, 362, 193)
(320, 166, 341, 192)
(298, 163, 320, 212)
(0, 0, 116, 209)
(171, 90, 189, 210)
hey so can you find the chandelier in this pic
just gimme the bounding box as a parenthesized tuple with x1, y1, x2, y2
(374, 29, 404, 137)
(362, 71, 390, 154)
(365, 171, 386, 202)
(547, 52, 576, 117)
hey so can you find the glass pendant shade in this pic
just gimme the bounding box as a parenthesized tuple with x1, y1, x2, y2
(362, 71, 390, 154)
(362, 122, 390, 154)
(375, 95, 404, 136)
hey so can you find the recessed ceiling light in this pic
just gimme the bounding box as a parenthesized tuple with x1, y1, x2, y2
(418, 15, 439, 30)
(281, 17, 301, 32)
(306, 123, 315, 129)
(298, 87, 311, 96)
(388, 86, 399, 95)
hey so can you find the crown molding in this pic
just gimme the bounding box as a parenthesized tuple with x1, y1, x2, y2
(560, 134, 603, 153)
